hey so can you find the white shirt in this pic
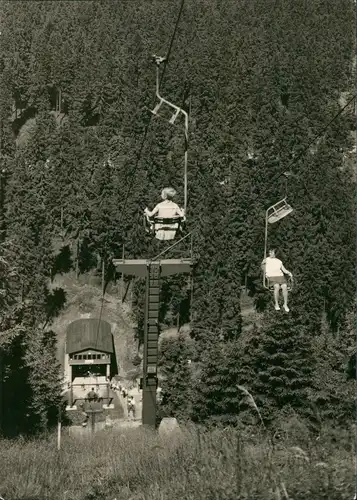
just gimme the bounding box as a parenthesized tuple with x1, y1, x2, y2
(265, 257, 284, 277)
(146, 200, 184, 219)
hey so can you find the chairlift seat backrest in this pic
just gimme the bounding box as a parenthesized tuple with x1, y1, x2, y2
(143, 213, 185, 227)
(153, 216, 183, 225)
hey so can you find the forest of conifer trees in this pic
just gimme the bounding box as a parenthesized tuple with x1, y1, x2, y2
(0, 0, 355, 436)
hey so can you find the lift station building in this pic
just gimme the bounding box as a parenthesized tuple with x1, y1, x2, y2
(64, 318, 114, 385)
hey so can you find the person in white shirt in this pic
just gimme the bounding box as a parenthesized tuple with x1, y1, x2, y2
(261, 248, 293, 312)
(144, 187, 185, 241)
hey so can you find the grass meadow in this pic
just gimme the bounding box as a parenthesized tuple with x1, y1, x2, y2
(0, 417, 355, 500)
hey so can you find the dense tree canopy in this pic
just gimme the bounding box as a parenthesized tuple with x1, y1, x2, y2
(0, 0, 355, 433)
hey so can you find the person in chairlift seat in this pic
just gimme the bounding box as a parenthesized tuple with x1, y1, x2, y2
(261, 248, 293, 312)
(144, 187, 185, 241)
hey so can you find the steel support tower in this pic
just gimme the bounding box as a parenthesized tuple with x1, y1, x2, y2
(113, 258, 192, 427)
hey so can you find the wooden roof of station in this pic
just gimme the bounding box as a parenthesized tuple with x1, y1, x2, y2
(66, 319, 113, 355)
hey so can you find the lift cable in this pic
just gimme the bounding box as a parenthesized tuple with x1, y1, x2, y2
(266, 94, 356, 197)
(159, 0, 185, 89)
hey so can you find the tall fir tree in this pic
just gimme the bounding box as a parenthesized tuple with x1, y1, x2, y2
(241, 310, 316, 425)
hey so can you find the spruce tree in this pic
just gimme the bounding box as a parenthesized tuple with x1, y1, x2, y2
(158, 334, 194, 421)
(191, 337, 244, 425)
(245, 309, 315, 424)
(24, 327, 63, 433)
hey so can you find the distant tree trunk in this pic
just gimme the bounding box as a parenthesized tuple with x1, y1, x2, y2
(0, 171, 5, 244)
(75, 238, 79, 280)
(102, 258, 105, 295)
(0, 348, 3, 435)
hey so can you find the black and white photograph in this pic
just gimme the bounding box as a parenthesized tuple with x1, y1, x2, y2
(0, 1, 356, 499)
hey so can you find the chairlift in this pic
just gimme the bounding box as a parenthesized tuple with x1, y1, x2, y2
(144, 56, 189, 239)
(263, 172, 294, 291)
(264, 274, 294, 292)
(267, 197, 293, 224)
(66, 404, 78, 411)
(267, 172, 294, 223)
(148, 55, 185, 126)
(144, 213, 186, 241)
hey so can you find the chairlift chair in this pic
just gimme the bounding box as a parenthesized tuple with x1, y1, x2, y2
(263, 273, 293, 292)
(267, 198, 293, 224)
(149, 54, 188, 127)
(144, 213, 186, 241)
(145, 56, 189, 241)
(66, 404, 78, 411)
(150, 100, 182, 125)
(263, 174, 294, 293)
